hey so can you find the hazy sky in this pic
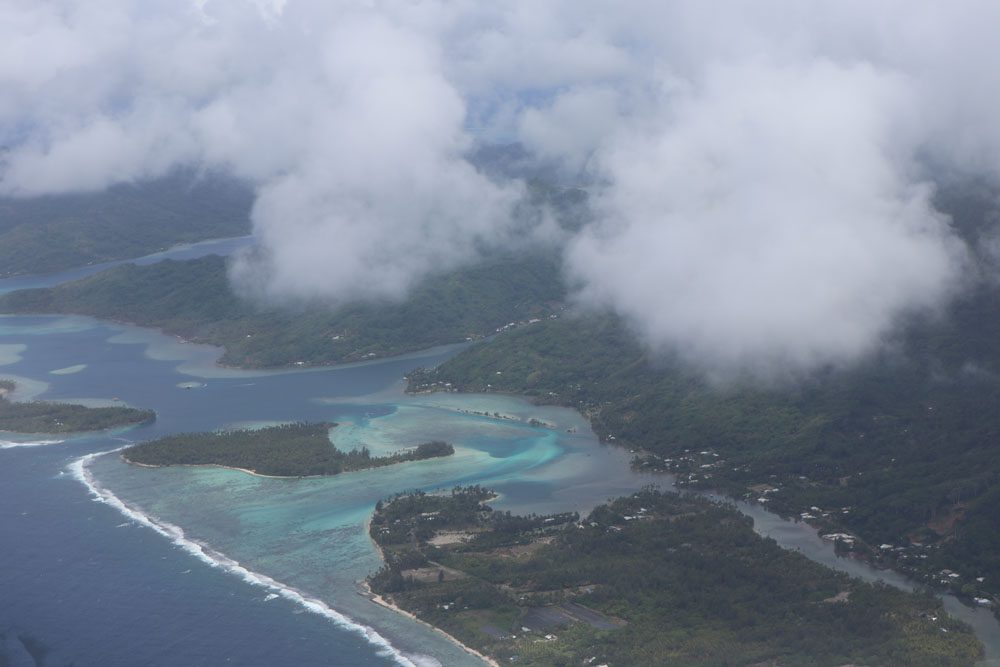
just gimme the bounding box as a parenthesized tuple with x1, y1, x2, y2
(4, 1, 1000, 376)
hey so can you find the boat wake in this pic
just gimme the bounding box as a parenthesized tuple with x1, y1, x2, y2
(1, 438, 64, 449)
(69, 449, 438, 667)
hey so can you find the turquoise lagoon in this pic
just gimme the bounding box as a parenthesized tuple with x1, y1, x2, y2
(0, 310, 657, 666)
(2, 239, 998, 665)
(85, 389, 660, 665)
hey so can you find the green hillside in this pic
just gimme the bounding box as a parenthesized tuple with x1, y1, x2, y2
(408, 299, 1000, 609)
(0, 170, 252, 277)
(0, 252, 565, 368)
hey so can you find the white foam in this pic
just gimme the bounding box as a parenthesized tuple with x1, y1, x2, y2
(51, 364, 87, 375)
(1, 438, 65, 449)
(0, 343, 26, 367)
(69, 450, 422, 667)
(407, 655, 444, 667)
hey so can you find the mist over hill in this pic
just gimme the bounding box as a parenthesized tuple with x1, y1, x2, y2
(0, 170, 252, 278)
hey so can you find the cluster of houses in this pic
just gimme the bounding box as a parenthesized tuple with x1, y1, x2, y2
(623, 447, 1000, 611)
(632, 448, 733, 488)
(491, 315, 551, 336)
(809, 518, 997, 608)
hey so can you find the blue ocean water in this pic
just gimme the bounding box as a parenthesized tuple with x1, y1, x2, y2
(0, 312, 656, 666)
(2, 244, 998, 666)
(0, 317, 426, 666)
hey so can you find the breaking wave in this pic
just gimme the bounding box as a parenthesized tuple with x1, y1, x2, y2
(68, 449, 431, 667)
(1, 438, 64, 449)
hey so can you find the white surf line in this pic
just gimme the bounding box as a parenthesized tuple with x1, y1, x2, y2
(69, 449, 431, 667)
(1, 438, 65, 449)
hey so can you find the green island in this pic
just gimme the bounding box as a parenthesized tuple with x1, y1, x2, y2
(0, 380, 155, 434)
(122, 422, 454, 477)
(406, 301, 1000, 613)
(0, 251, 564, 368)
(367, 486, 982, 666)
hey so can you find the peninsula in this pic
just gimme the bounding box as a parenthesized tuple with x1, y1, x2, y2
(407, 309, 1000, 614)
(0, 380, 155, 434)
(0, 253, 563, 368)
(367, 487, 982, 667)
(122, 422, 454, 477)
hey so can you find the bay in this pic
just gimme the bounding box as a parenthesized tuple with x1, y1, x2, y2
(0, 312, 655, 666)
(2, 238, 998, 666)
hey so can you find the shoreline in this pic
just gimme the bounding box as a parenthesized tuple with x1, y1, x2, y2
(0, 310, 468, 373)
(416, 383, 1000, 648)
(358, 580, 500, 667)
(362, 502, 500, 667)
(123, 458, 330, 480)
(71, 449, 423, 667)
(122, 449, 455, 480)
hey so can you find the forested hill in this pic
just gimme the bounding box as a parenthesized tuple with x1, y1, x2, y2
(0, 252, 566, 368)
(408, 292, 1000, 610)
(0, 170, 252, 278)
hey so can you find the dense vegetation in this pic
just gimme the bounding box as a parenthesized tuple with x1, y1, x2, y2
(408, 299, 1000, 608)
(369, 487, 982, 666)
(0, 380, 154, 434)
(123, 422, 453, 477)
(0, 251, 565, 367)
(0, 169, 252, 277)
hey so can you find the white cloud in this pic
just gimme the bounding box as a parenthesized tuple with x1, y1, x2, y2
(5, 1, 1000, 375)
(517, 86, 620, 174)
(566, 60, 967, 377)
(0, 1, 524, 305)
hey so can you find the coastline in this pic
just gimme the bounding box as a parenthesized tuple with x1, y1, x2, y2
(123, 458, 328, 479)
(123, 453, 499, 666)
(362, 502, 501, 667)
(74, 449, 427, 667)
(0, 309, 461, 373)
(122, 449, 453, 480)
(358, 581, 500, 667)
(0, 379, 156, 435)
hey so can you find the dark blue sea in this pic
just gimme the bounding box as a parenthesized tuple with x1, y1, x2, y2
(0, 315, 457, 666)
(0, 262, 653, 666)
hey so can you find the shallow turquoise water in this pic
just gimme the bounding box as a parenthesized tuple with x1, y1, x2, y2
(0, 307, 657, 666)
(88, 387, 659, 664)
(2, 237, 997, 664)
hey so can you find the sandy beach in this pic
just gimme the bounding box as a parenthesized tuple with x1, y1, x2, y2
(358, 581, 500, 667)
(361, 506, 500, 667)
(123, 458, 336, 479)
